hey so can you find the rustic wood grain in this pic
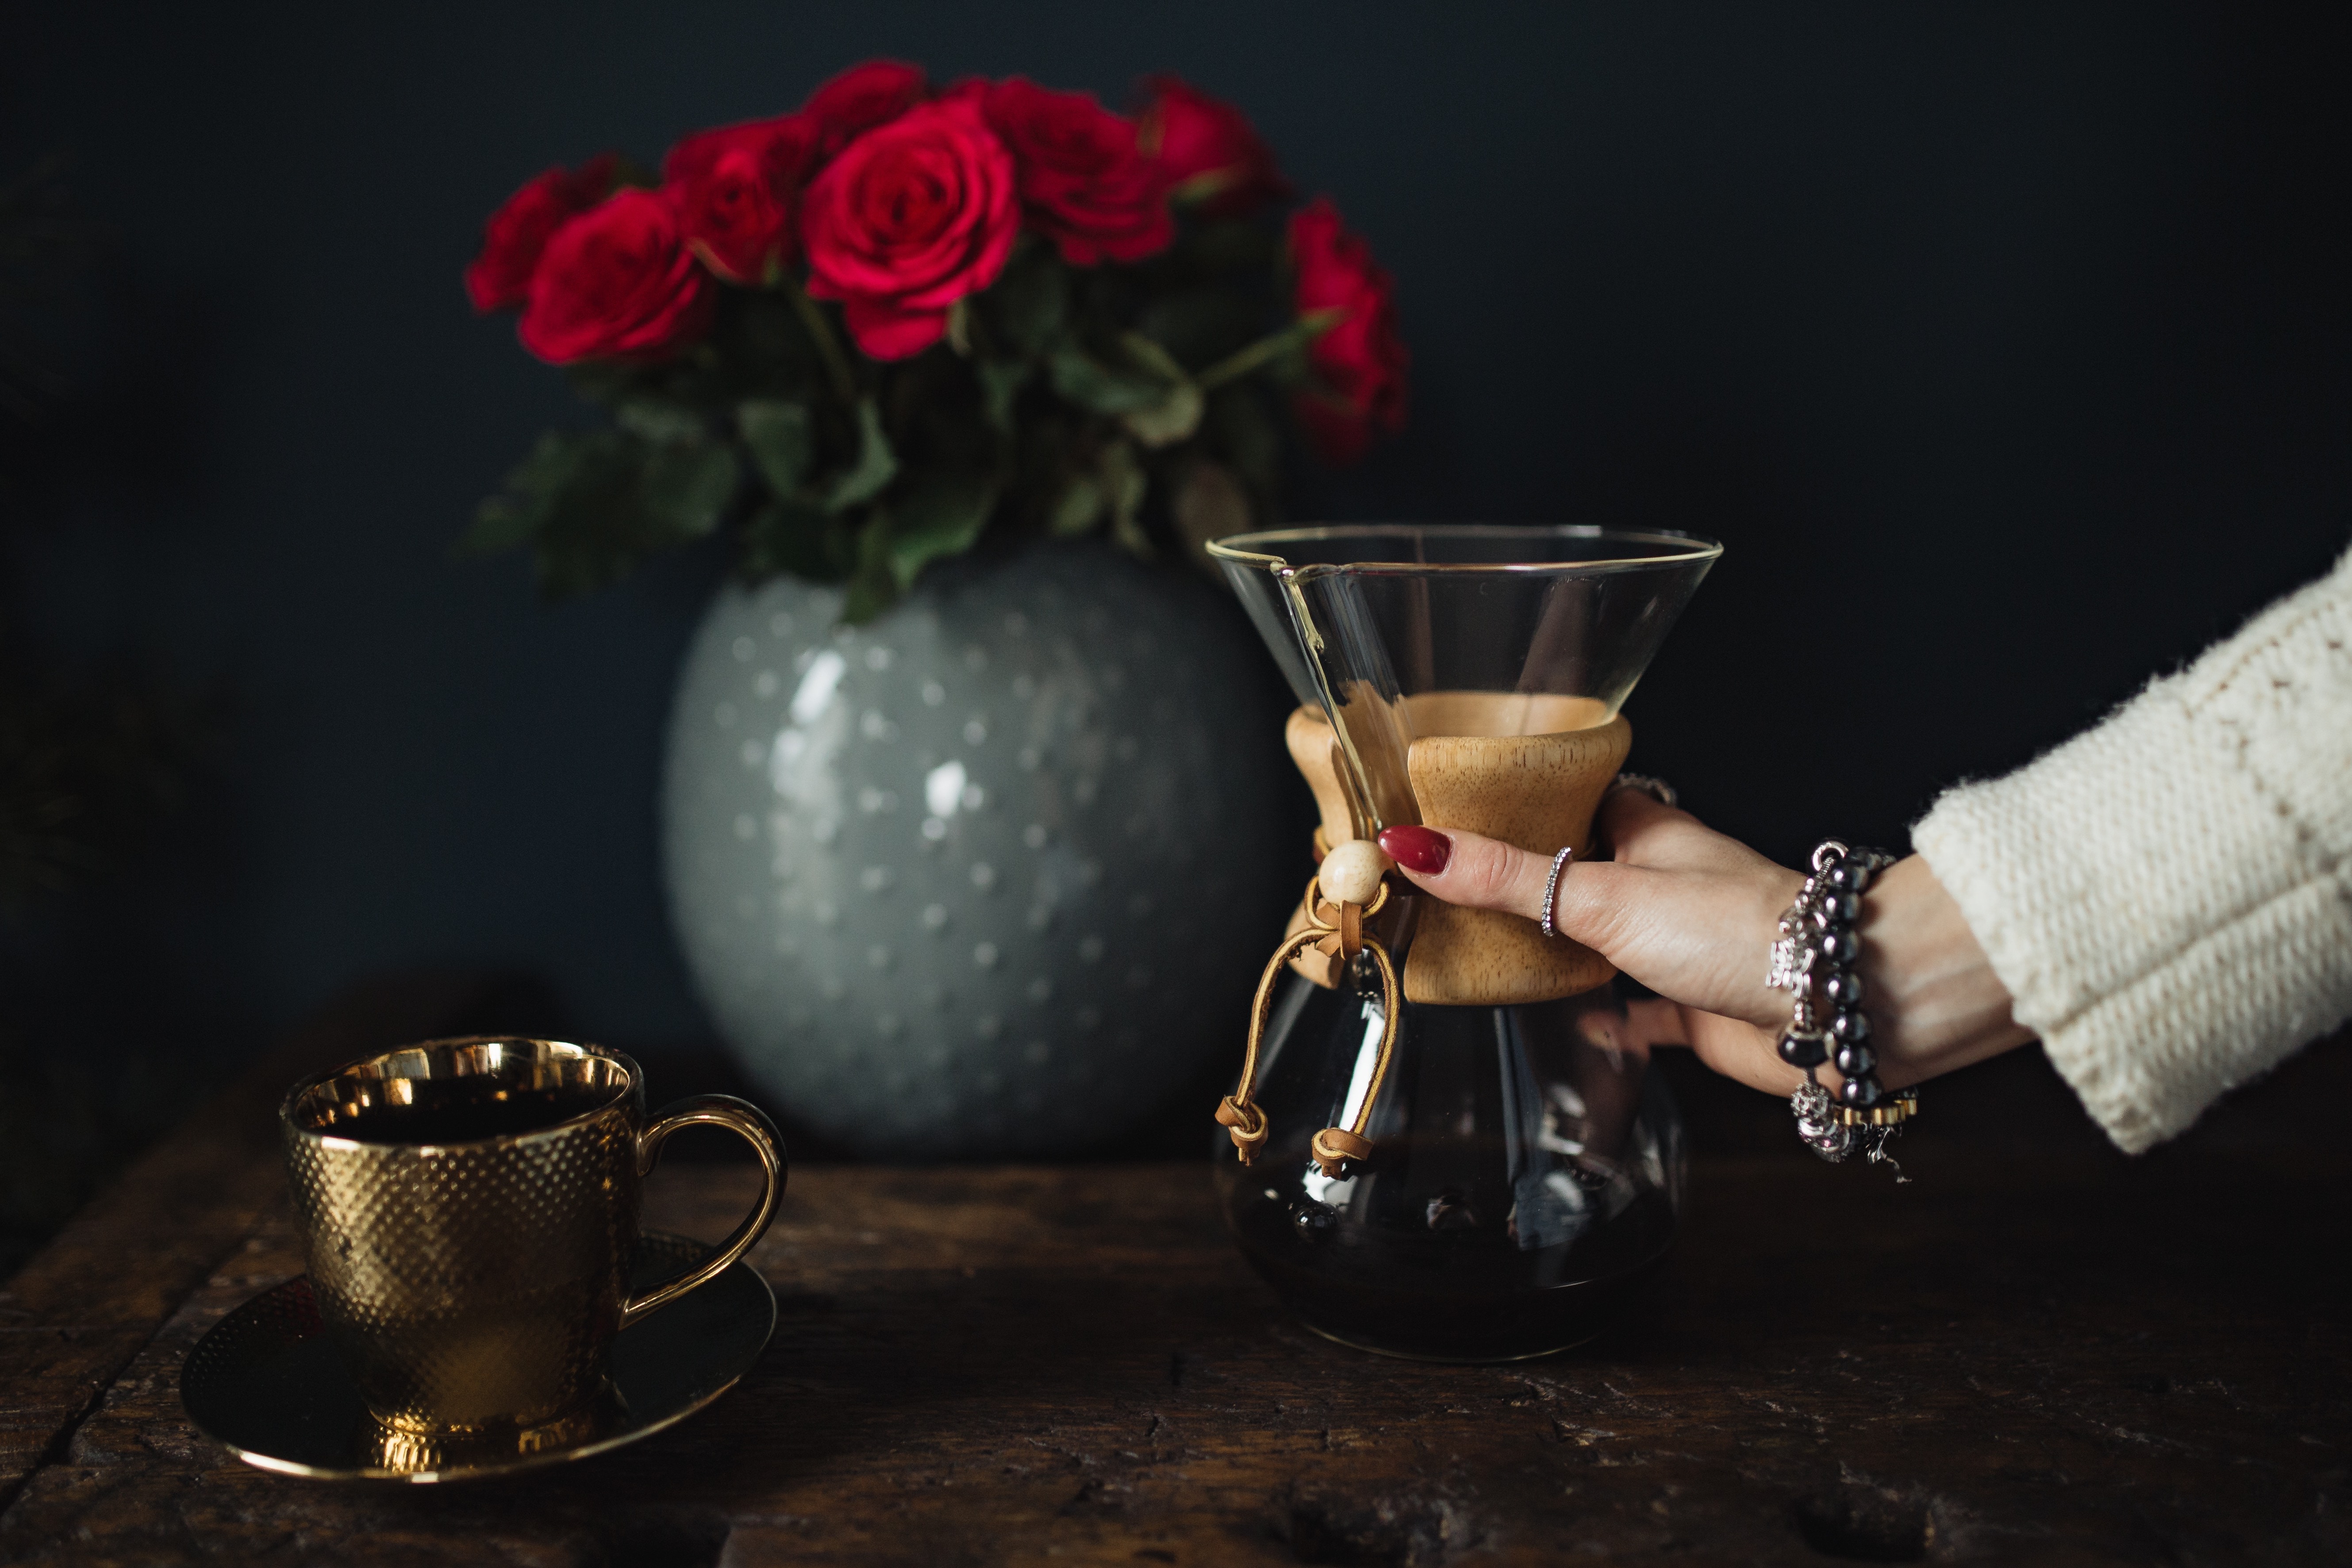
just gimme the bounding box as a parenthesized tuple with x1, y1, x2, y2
(0, 1121, 2344, 1566)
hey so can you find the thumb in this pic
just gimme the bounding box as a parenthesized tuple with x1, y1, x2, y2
(1375, 824, 1556, 923)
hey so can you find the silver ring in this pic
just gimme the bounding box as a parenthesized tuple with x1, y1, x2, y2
(1538, 846, 1574, 938)
(1609, 772, 1679, 810)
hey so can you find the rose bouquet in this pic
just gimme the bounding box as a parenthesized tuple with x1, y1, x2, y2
(465, 61, 1407, 618)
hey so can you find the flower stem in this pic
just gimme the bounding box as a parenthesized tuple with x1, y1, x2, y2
(785, 277, 859, 406)
(1195, 309, 1346, 392)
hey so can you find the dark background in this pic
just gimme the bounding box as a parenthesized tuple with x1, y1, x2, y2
(4, 4, 2348, 1134)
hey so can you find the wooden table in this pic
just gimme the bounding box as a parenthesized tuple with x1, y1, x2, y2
(0, 984, 2345, 1566)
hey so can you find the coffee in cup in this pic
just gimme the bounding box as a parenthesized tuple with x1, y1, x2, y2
(279, 1037, 784, 1439)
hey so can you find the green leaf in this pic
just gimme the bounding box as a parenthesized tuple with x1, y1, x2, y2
(740, 498, 850, 583)
(468, 425, 747, 597)
(984, 243, 1068, 359)
(1120, 380, 1204, 448)
(822, 397, 899, 513)
(841, 511, 899, 624)
(465, 430, 592, 555)
(1048, 472, 1104, 537)
(615, 399, 707, 445)
(562, 361, 642, 409)
(466, 496, 541, 555)
(507, 430, 659, 597)
(1135, 288, 1261, 373)
(1106, 334, 1204, 449)
(737, 399, 814, 497)
(887, 470, 999, 591)
(1048, 342, 1169, 416)
(1206, 382, 1282, 493)
(1116, 331, 1189, 385)
(641, 442, 739, 539)
(977, 359, 1030, 437)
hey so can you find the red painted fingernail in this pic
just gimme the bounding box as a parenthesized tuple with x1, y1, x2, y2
(1378, 825, 1452, 874)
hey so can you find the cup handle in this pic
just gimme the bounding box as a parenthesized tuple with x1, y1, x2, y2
(619, 1094, 787, 1330)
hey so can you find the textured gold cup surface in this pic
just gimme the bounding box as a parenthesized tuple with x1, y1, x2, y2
(281, 1038, 649, 1437)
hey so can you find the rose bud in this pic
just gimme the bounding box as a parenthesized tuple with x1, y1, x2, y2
(518, 188, 714, 364)
(664, 114, 822, 284)
(1136, 76, 1291, 218)
(465, 154, 619, 313)
(983, 77, 1173, 266)
(1287, 198, 1408, 464)
(802, 59, 929, 158)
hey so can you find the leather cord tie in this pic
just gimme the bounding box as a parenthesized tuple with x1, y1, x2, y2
(1218, 866, 1402, 1178)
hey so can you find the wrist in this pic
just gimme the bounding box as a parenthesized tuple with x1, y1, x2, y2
(1856, 854, 2035, 1088)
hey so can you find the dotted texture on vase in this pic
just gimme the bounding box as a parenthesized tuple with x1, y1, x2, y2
(663, 544, 1292, 1158)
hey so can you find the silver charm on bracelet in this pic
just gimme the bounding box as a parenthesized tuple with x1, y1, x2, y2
(1790, 1080, 1854, 1161)
(1537, 846, 1574, 938)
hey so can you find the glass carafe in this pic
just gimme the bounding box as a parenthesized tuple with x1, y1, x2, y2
(1206, 525, 1722, 1360)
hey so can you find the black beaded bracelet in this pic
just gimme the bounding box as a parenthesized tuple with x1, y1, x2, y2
(1768, 840, 1917, 1173)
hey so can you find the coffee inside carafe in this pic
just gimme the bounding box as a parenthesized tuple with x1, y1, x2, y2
(1206, 524, 1722, 1360)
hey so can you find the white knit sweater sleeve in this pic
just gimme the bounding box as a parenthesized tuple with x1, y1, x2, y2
(1910, 543, 2352, 1153)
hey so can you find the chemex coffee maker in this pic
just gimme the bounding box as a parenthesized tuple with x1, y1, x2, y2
(1205, 525, 1721, 1360)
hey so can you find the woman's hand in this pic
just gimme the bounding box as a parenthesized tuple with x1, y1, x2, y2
(1375, 791, 2035, 1096)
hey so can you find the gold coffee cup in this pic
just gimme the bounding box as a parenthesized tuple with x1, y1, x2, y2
(280, 1036, 784, 1438)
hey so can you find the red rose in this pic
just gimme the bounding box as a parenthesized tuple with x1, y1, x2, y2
(801, 99, 1019, 361)
(518, 188, 714, 365)
(1136, 76, 1290, 217)
(464, 154, 619, 313)
(663, 114, 822, 284)
(1287, 199, 1408, 464)
(802, 59, 929, 158)
(982, 78, 1173, 267)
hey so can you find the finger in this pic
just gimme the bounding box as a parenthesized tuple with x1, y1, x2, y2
(1375, 824, 1552, 922)
(1676, 1007, 1807, 1097)
(1595, 785, 1682, 857)
(1631, 998, 1802, 1099)
(1602, 786, 1790, 879)
(1597, 787, 1738, 869)
(1623, 996, 1689, 1049)
(1683, 1012, 1799, 1096)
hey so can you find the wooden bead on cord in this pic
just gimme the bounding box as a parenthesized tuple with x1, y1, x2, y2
(1317, 838, 1391, 906)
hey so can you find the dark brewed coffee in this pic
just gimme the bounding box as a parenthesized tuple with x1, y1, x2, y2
(329, 1081, 615, 1145)
(1214, 977, 1684, 1360)
(1222, 1159, 1673, 1359)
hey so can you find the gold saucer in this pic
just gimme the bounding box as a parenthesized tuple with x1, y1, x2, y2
(180, 1233, 775, 1483)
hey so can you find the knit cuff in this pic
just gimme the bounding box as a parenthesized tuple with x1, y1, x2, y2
(1912, 544, 2352, 1152)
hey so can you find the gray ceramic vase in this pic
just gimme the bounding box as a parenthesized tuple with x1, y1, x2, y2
(662, 542, 1292, 1159)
